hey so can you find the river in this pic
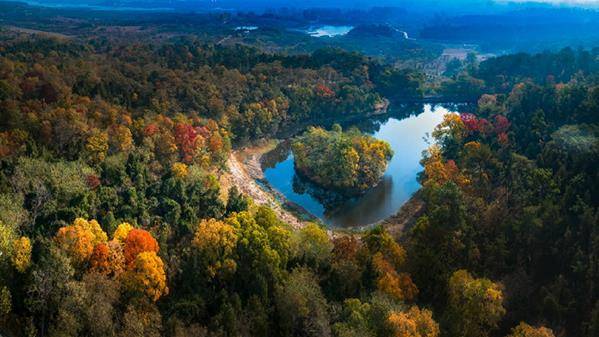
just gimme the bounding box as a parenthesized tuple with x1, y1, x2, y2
(262, 104, 459, 228)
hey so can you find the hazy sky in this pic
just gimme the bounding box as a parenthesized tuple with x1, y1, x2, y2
(500, 0, 599, 4)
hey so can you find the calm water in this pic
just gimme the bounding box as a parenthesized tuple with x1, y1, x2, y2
(263, 104, 456, 228)
(307, 25, 354, 37)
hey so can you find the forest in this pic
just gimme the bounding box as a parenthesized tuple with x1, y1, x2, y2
(292, 125, 393, 194)
(0, 2, 598, 337)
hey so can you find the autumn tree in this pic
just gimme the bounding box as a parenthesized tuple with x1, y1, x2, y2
(123, 251, 168, 302)
(506, 322, 555, 337)
(55, 218, 108, 265)
(362, 226, 418, 302)
(192, 218, 238, 279)
(85, 129, 109, 163)
(446, 270, 505, 337)
(11, 236, 31, 273)
(113, 222, 133, 242)
(122, 228, 159, 265)
(372, 253, 418, 302)
(421, 145, 469, 190)
(90, 241, 125, 276)
(387, 306, 440, 337)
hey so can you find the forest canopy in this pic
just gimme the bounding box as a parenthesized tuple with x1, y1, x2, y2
(292, 125, 393, 194)
(0, 7, 596, 337)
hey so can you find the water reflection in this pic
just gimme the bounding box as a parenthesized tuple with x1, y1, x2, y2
(262, 104, 460, 227)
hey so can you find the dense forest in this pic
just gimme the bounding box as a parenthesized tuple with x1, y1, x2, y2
(0, 12, 597, 337)
(292, 125, 393, 194)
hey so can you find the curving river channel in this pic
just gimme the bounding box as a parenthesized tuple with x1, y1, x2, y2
(262, 104, 459, 228)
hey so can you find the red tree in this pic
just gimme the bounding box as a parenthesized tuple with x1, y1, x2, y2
(123, 229, 159, 265)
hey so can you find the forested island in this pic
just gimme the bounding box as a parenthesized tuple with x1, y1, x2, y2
(0, 2, 598, 337)
(292, 125, 393, 194)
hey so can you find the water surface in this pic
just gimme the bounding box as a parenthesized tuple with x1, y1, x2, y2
(307, 25, 353, 37)
(263, 104, 456, 227)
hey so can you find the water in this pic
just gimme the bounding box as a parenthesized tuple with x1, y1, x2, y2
(307, 25, 353, 37)
(262, 104, 456, 228)
(236, 26, 259, 31)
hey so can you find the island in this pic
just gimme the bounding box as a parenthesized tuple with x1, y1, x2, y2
(291, 124, 393, 194)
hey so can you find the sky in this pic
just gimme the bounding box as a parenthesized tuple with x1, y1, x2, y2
(499, 0, 599, 4)
(19, 0, 599, 11)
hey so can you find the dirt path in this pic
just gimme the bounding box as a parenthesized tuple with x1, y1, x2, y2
(223, 145, 305, 229)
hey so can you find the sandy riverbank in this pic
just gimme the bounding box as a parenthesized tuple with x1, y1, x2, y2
(220, 141, 306, 229)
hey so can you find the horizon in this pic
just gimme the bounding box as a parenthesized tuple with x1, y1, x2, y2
(14, 0, 599, 11)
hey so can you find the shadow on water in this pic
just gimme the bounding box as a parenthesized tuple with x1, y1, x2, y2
(262, 103, 470, 228)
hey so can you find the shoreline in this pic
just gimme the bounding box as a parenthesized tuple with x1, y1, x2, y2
(222, 140, 308, 230)
(225, 140, 425, 236)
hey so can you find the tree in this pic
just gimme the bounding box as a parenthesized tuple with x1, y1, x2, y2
(55, 219, 108, 265)
(332, 298, 375, 337)
(86, 130, 109, 163)
(226, 211, 286, 293)
(446, 270, 505, 337)
(421, 145, 469, 190)
(506, 322, 555, 337)
(171, 162, 189, 179)
(292, 223, 333, 267)
(387, 306, 440, 337)
(123, 251, 168, 302)
(109, 125, 133, 153)
(123, 229, 159, 265)
(192, 218, 238, 279)
(119, 300, 163, 337)
(275, 267, 331, 337)
(225, 186, 249, 214)
(27, 246, 75, 337)
(90, 241, 124, 276)
(292, 126, 393, 193)
(11, 236, 31, 273)
(372, 253, 418, 302)
(0, 286, 11, 316)
(113, 222, 133, 242)
(0, 220, 16, 264)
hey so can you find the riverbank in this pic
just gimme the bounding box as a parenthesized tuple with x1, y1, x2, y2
(379, 191, 426, 240)
(223, 140, 426, 236)
(221, 140, 307, 229)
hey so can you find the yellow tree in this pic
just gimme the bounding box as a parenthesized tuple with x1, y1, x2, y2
(85, 130, 109, 163)
(506, 323, 555, 337)
(113, 222, 133, 242)
(192, 218, 238, 278)
(55, 224, 95, 264)
(387, 306, 440, 337)
(109, 124, 133, 153)
(432, 113, 467, 146)
(372, 253, 418, 302)
(422, 145, 469, 189)
(171, 162, 189, 179)
(123, 251, 168, 302)
(447, 270, 505, 337)
(73, 218, 107, 245)
(0, 220, 16, 263)
(11, 236, 31, 273)
(55, 218, 108, 265)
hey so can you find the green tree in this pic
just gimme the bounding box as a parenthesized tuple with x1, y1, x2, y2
(445, 270, 505, 337)
(275, 267, 331, 337)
